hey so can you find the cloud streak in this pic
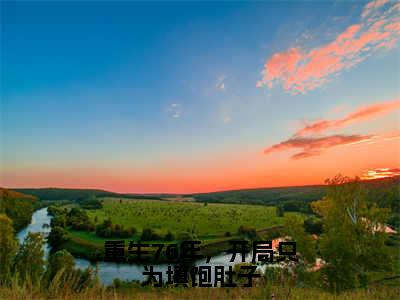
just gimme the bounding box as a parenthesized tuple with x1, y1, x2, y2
(264, 134, 374, 160)
(167, 103, 183, 118)
(257, 0, 400, 94)
(216, 75, 227, 92)
(296, 98, 400, 136)
(361, 167, 400, 180)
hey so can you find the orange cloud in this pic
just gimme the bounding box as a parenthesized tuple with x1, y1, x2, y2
(257, 0, 400, 94)
(360, 167, 400, 180)
(264, 134, 374, 160)
(296, 99, 400, 136)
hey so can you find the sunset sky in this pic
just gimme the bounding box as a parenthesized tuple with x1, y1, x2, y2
(1, 0, 399, 193)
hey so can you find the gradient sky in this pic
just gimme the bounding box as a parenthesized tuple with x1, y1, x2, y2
(1, 0, 399, 193)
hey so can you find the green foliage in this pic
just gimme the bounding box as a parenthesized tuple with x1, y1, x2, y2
(80, 196, 103, 210)
(238, 225, 257, 240)
(67, 208, 95, 231)
(311, 175, 394, 292)
(0, 188, 36, 230)
(48, 226, 70, 249)
(284, 215, 316, 264)
(14, 187, 162, 201)
(282, 200, 312, 214)
(276, 205, 284, 217)
(0, 214, 18, 284)
(176, 231, 197, 242)
(95, 219, 135, 238)
(141, 227, 162, 241)
(303, 217, 323, 235)
(193, 185, 326, 211)
(14, 232, 45, 285)
(48, 205, 67, 217)
(364, 176, 400, 230)
(193, 176, 400, 216)
(46, 249, 75, 282)
(164, 231, 175, 241)
(51, 214, 68, 228)
(87, 198, 289, 238)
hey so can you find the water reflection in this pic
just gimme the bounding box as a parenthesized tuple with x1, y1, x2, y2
(18, 207, 275, 285)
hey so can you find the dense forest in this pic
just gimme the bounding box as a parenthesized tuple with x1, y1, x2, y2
(0, 188, 37, 230)
(192, 176, 400, 228)
(13, 188, 161, 202)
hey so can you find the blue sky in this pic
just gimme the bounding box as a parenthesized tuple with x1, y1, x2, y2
(1, 1, 399, 192)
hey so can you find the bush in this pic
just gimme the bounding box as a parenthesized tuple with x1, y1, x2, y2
(67, 208, 94, 231)
(48, 226, 69, 248)
(238, 225, 257, 239)
(303, 217, 323, 235)
(276, 205, 284, 217)
(176, 231, 197, 242)
(164, 231, 175, 241)
(80, 197, 102, 210)
(95, 219, 134, 238)
(141, 228, 162, 241)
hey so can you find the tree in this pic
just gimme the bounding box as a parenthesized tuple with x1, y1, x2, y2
(276, 205, 284, 217)
(80, 196, 102, 210)
(284, 215, 316, 264)
(303, 217, 323, 235)
(0, 214, 18, 284)
(14, 232, 45, 285)
(164, 231, 175, 241)
(176, 231, 197, 242)
(311, 175, 393, 292)
(141, 228, 154, 240)
(0, 192, 35, 231)
(46, 249, 75, 283)
(238, 225, 257, 240)
(141, 228, 162, 241)
(48, 226, 69, 249)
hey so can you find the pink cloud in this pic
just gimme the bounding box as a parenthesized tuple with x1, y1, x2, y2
(257, 0, 400, 94)
(361, 0, 389, 19)
(296, 98, 400, 136)
(264, 134, 374, 160)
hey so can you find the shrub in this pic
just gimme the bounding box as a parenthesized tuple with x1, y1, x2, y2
(303, 217, 323, 235)
(95, 220, 134, 238)
(238, 225, 257, 239)
(140, 228, 161, 241)
(48, 226, 70, 248)
(164, 231, 175, 241)
(176, 231, 197, 242)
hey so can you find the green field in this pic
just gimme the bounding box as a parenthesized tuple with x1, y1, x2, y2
(61, 198, 299, 261)
(86, 197, 293, 238)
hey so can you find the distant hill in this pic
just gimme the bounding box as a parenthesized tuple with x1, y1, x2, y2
(361, 174, 400, 188)
(191, 185, 326, 212)
(10, 175, 399, 210)
(0, 188, 38, 201)
(13, 188, 162, 202)
(0, 188, 38, 230)
(190, 176, 400, 214)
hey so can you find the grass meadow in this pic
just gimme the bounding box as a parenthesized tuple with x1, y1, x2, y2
(86, 198, 294, 238)
(63, 197, 300, 260)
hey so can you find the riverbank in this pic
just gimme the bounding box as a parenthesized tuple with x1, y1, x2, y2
(47, 198, 290, 262)
(18, 207, 285, 285)
(58, 225, 284, 262)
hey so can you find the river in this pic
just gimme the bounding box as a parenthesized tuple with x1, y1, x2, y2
(18, 207, 272, 285)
